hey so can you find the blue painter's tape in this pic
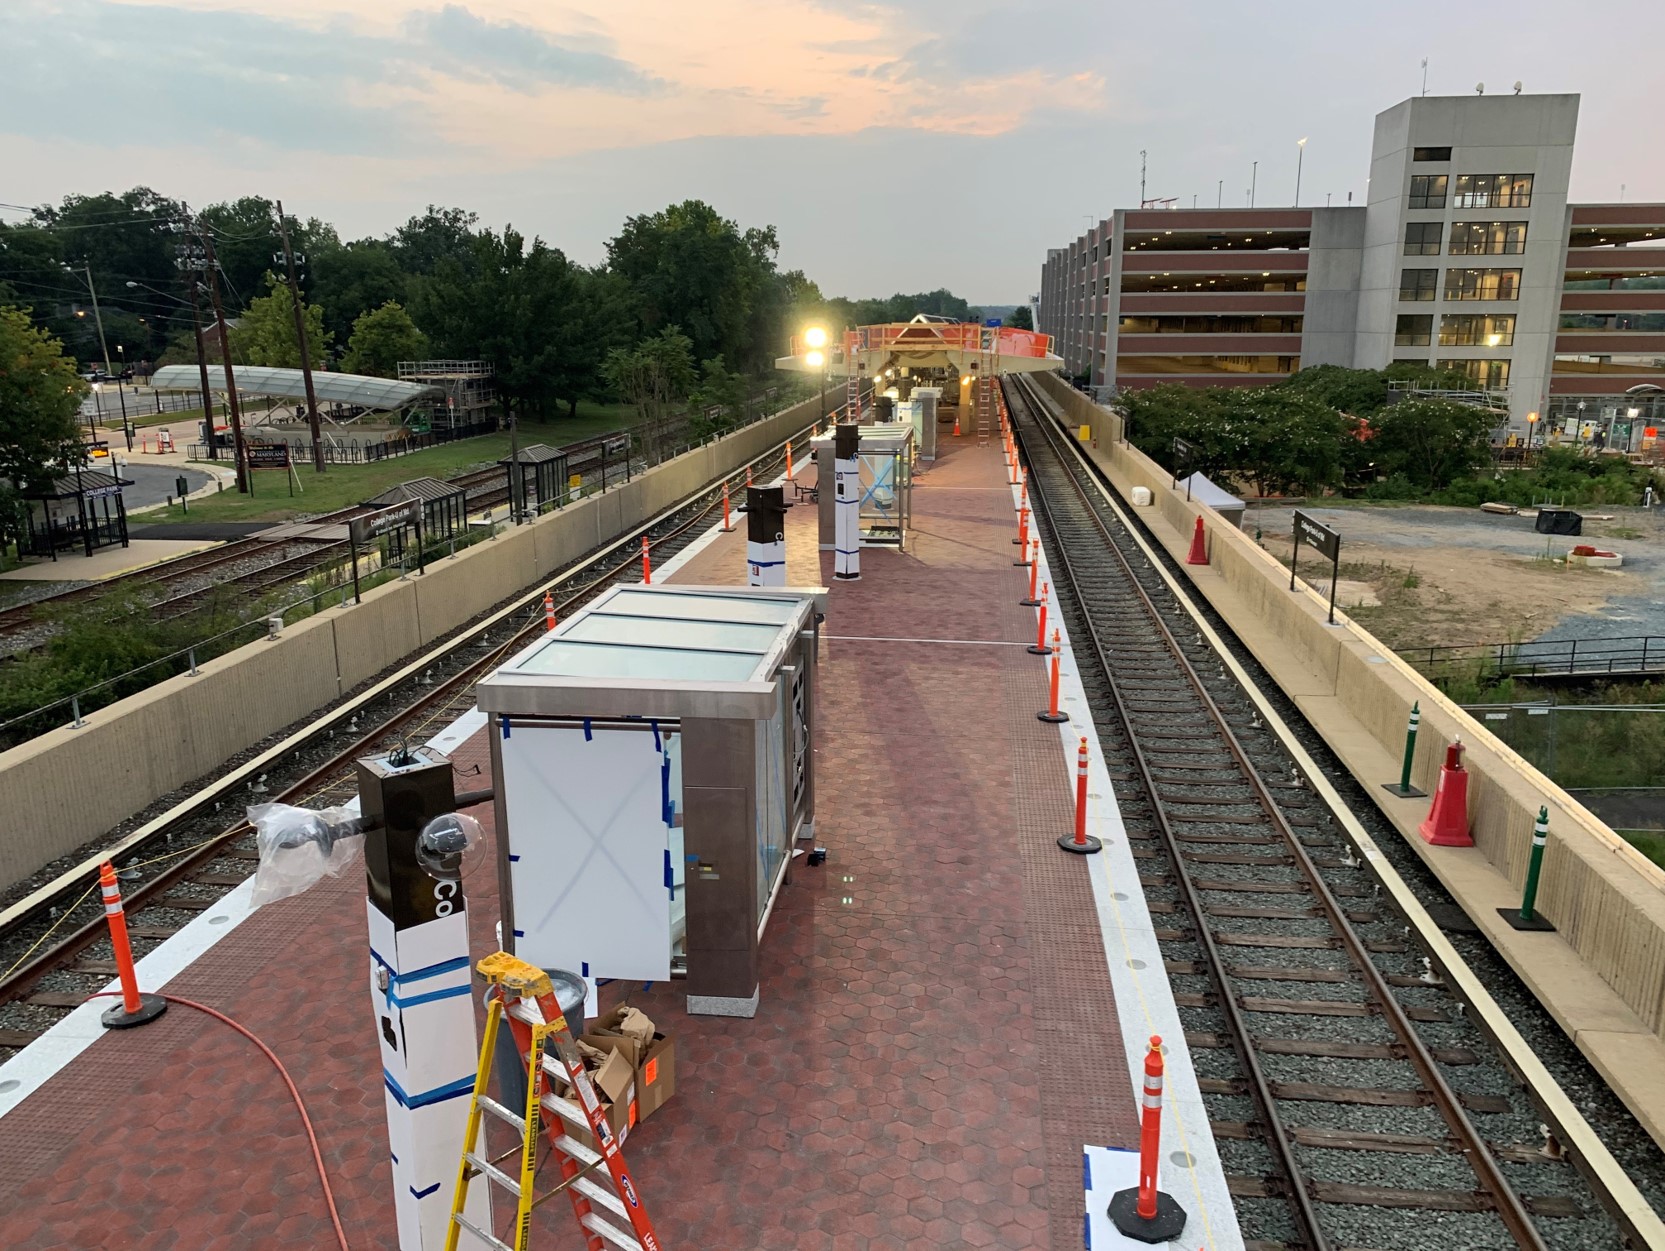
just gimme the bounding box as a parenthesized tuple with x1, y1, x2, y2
(747, 557, 786, 567)
(650, 719, 661, 752)
(499, 714, 511, 739)
(663, 849, 673, 892)
(383, 1071, 475, 1110)
(369, 951, 469, 988)
(1083, 1211, 1091, 1249)
(387, 981, 473, 1010)
(508, 853, 520, 862)
(390, 1151, 399, 1165)
(660, 753, 673, 826)
(411, 1181, 441, 1200)
(834, 547, 861, 556)
(513, 929, 525, 938)
(581, 961, 590, 977)
(583, 718, 593, 741)
(1083, 1151, 1091, 1191)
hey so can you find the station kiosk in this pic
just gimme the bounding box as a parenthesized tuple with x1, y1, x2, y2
(477, 584, 824, 1018)
(810, 424, 914, 550)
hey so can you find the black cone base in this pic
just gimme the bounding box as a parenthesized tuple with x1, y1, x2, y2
(1109, 1188, 1186, 1244)
(1057, 834, 1102, 854)
(1498, 907, 1556, 932)
(1038, 711, 1070, 724)
(1027, 644, 1053, 656)
(102, 992, 167, 1030)
(1381, 782, 1427, 798)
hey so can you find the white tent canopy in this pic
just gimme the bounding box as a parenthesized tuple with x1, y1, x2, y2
(150, 364, 441, 412)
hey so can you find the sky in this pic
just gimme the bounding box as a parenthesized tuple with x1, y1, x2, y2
(3, 0, 1663, 304)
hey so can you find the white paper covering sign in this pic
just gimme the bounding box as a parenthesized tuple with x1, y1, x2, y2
(499, 722, 673, 981)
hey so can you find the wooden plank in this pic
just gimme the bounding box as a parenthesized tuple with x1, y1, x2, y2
(25, 991, 86, 1009)
(192, 873, 250, 887)
(0, 1029, 40, 1048)
(69, 960, 120, 976)
(155, 895, 215, 912)
(1169, 813, 1269, 825)
(1240, 996, 1368, 1017)
(1271, 1082, 1432, 1107)
(126, 925, 180, 939)
(1214, 933, 1337, 949)
(1228, 965, 1353, 984)
(1184, 852, 1293, 866)
(1205, 905, 1320, 920)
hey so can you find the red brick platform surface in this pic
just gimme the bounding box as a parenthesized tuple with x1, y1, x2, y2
(0, 431, 1137, 1249)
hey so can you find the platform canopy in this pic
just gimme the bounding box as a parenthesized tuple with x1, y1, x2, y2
(149, 364, 441, 412)
(775, 314, 1062, 380)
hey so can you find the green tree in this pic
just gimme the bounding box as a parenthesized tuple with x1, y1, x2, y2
(1368, 398, 1495, 489)
(393, 206, 481, 277)
(308, 238, 408, 347)
(1279, 364, 1393, 416)
(1007, 305, 1034, 331)
(606, 201, 781, 370)
(688, 355, 748, 440)
(0, 308, 87, 552)
(228, 272, 332, 369)
(1215, 389, 1348, 496)
(341, 301, 428, 377)
(603, 327, 697, 449)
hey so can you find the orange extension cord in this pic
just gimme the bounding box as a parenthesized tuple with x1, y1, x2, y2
(91, 992, 354, 1251)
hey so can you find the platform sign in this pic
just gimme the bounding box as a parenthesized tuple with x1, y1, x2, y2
(1290, 509, 1343, 625)
(348, 500, 424, 603)
(1170, 436, 1197, 493)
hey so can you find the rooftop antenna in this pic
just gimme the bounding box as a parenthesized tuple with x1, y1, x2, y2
(1475, 82, 1485, 95)
(1140, 149, 1147, 208)
(1513, 80, 1523, 95)
(1421, 58, 1429, 96)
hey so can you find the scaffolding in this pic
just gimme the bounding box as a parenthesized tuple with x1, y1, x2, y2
(397, 360, 499, 431)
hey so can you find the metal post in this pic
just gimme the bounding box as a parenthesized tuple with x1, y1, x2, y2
(84, 263, 113, 376)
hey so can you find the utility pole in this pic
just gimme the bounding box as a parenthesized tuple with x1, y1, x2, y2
(1251, 161, 1258, 207)
(176, 209, 219, 462)
(1139, 150, 1147, 208)
(198, 225, 250, 493)
(84, 263, 113, 376)
(274, 199, 325, 472)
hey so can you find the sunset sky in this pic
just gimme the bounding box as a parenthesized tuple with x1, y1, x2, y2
(4, 0, 1663, 301)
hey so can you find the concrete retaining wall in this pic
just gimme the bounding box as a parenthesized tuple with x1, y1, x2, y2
(1033, 371, 1665, 1041)
(0, 395, 825, 885)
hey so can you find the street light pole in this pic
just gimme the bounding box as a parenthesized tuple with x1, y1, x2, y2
(1251, 162, 1258, 207)
(1295, 137, 1309, 207)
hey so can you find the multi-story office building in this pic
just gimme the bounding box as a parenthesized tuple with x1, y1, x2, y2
(1038, 93, 1665, 433)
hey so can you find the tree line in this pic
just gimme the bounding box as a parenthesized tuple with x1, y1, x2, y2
(0, 189, 997, 423)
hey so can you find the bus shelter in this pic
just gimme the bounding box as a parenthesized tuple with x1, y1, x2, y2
(500, 443, 570, 516)
(16, 470, 134, 560)
(810, 425, 913, 549)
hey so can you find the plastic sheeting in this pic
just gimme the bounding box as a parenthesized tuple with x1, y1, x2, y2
(248, 802, 363, 908)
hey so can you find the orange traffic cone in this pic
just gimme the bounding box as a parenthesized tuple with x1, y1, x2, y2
(1418, 739, 1473, 846)
(1185, 516, 1208, 566)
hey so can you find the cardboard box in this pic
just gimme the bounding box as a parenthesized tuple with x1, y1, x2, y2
(636, 1033, 676, 1121)
(586, 1007, 676, 1122)
(550, 1046, 637, 1153)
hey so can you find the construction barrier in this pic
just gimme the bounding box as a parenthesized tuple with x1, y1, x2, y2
(1058, 736, 1102, 854)
(1109, 1036, 1186, 1241)
(1038, 631, 1068, 724)
(1029, 584, 1053, 656)
(98, 861, 167, 1029)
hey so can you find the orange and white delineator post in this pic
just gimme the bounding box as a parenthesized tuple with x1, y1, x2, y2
(1020, 540, 1042, 606)
(543, 591, 557, 632)
(1013, 505, 1030, 557)
(641, 535, 652, 585)
(722, 480, 734, 532)
(1057, 737, 1102, 854)
(785, 439, 794, 479)
(1038, 631, 1069, 725)
(98, 861, 167, 1028)
(1109, 1037, 1187, 1241)
(1028, 583, 1052, 656)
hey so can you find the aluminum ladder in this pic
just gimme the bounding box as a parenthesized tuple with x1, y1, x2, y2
(443, 952, 663, 1251)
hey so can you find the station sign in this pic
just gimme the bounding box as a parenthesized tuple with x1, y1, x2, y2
(1170, 436, 1198, 492)
(245, 443, 292, 470)
(349, 500, 421, 545)
(1290, 509, 1343, 625)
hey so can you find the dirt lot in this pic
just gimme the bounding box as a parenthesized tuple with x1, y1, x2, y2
(1247, 503, 1665, 652)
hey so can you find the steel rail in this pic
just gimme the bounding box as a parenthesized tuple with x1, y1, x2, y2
(1008, 374, 1553, 1251)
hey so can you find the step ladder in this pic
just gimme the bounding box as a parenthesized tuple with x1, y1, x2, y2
(976, 374, 993, 446)
(444, 953, 663, 1251)
(846, 367, 861, 422)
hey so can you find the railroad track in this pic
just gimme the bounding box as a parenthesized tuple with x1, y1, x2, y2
(0, 433, 805, 1055)
(1005, 374, 1633, 1251)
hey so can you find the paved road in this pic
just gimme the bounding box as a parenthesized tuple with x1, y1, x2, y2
(119, 463, 212, 510)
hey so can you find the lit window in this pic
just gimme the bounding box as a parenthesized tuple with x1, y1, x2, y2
(1448, 221, 1528, 255)
(1443, 269, 1522, 301)
(1439, 314, 1516, 346)
(1453, 173, 1534, 209)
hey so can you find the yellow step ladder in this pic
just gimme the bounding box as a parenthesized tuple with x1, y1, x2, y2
(444, 952, 663, 1251)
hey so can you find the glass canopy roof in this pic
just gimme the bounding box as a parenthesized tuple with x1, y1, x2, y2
(148, 365, 441, 412)
(496, 586, 813, 692)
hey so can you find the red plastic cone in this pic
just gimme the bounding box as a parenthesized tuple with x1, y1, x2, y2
(1185, 516, 1208, 566)
(1418, 739, 1473, 846)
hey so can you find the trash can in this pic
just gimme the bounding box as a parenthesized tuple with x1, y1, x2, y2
(490, 967, 587, 1112)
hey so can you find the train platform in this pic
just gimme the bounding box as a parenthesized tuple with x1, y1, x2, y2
(0, 430, 1240, 1249)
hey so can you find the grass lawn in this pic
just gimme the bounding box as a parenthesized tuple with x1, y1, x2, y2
(176, 405, 638, 524)
(1615, 829, 1665, 869)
